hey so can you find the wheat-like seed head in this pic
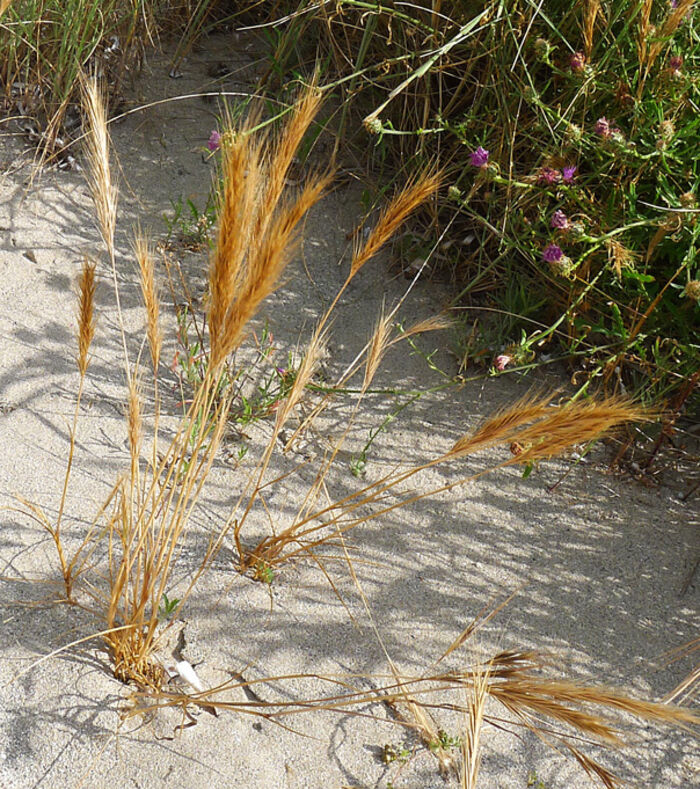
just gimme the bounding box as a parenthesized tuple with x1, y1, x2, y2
(253, 79, 322, 245)
(210, 171, 332, 367)
(643, 0, 693, 71)
(583, 0, 601, 58)
(276, 323, 329, 430)
(350, 170, 441, 279)
(391, 314, 453, 345)
(208, 130, 262, 361)
(81, 78, 118, 257)
(133, 233, 162, 373)
(77, 258, 96, 377)
(509, 397, 650, 464)
(363, 309, 392, 392)
(447, 392, 557, 459)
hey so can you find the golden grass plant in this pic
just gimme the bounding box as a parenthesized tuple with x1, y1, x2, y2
(10, 75, 697, 787)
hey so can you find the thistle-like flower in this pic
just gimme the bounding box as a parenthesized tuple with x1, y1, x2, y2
(570, 51, 586, 72)
(542, 243, 563, 263)
(595, 117, 611, 138)
(561, 165, 577, 184)
(551, 210, 569, 230)
(538, 167, 560, 186)
(207, 130, 221, 152)
(470, 146, 490, 167)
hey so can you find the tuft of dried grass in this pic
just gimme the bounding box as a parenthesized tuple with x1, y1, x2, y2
(447, 391, 557, 459)
(207, 83, 331, 369)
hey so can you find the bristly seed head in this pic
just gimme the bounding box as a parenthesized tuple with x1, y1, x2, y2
(77, 259, 96, 377)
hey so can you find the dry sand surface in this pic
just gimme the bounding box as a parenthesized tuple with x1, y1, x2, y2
(0, 31, 698, 789)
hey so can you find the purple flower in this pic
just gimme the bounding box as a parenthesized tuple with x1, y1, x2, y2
(551, 210, 569, 229)
(494, 354, 512, 371)
(207, 130, 221, 152)
(595, 117, 611, 138)
(538, 166, 561, 186)
(469, 146, 490, 167)
(561, 165, 577, 183)
(543, 243, 563, 263)
(569, 51, 586, 72)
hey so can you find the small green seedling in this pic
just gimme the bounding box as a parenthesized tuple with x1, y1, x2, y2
(527, 769, 548, 788)
(158, 593, 180, 621)
(382, 743, 411, 764)
(429, 729, 462, 753)
(253, 560, 275, 585)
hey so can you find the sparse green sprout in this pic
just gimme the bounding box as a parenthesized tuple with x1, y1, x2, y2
(158, 593, 180, 622)
(382, 743, 411, 764)
(429, 729, 462, 753)
(253, 560, 275, 585)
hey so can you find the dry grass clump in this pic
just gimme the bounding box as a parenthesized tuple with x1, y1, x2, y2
(9, 74, 696, 788)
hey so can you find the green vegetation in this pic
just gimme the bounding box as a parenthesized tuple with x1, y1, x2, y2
(252, 0, 699, 421)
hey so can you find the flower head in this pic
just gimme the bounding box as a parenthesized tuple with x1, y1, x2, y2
(684, 280, 700, 303)
(569, 51, 586, 72)
(494, 354, 512, 371)
(207, 130, 221, 152)
(470, 146, 490, 167)
(595, 117, 611, 138)
(543, 243, 563, 263)
(538, 166, 560, 186)
(365, 117, 383, 135)
(561, 165, 577, 184)
(551, 210, 569, 229)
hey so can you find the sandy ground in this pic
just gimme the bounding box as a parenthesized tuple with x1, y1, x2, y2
(0, 30, 698, 789)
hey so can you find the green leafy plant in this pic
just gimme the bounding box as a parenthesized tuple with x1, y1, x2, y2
(250, 0, 699, 432)
(157, 593, 180, 622)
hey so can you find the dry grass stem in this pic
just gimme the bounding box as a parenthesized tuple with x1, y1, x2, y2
(461, 659, 490, 789)
(510, 397, 650, 464)
(208, 130, 261, 362)
(216, 171, 331, 365)
(254, 78, 322, 243)
(390, 314, 453, 345)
